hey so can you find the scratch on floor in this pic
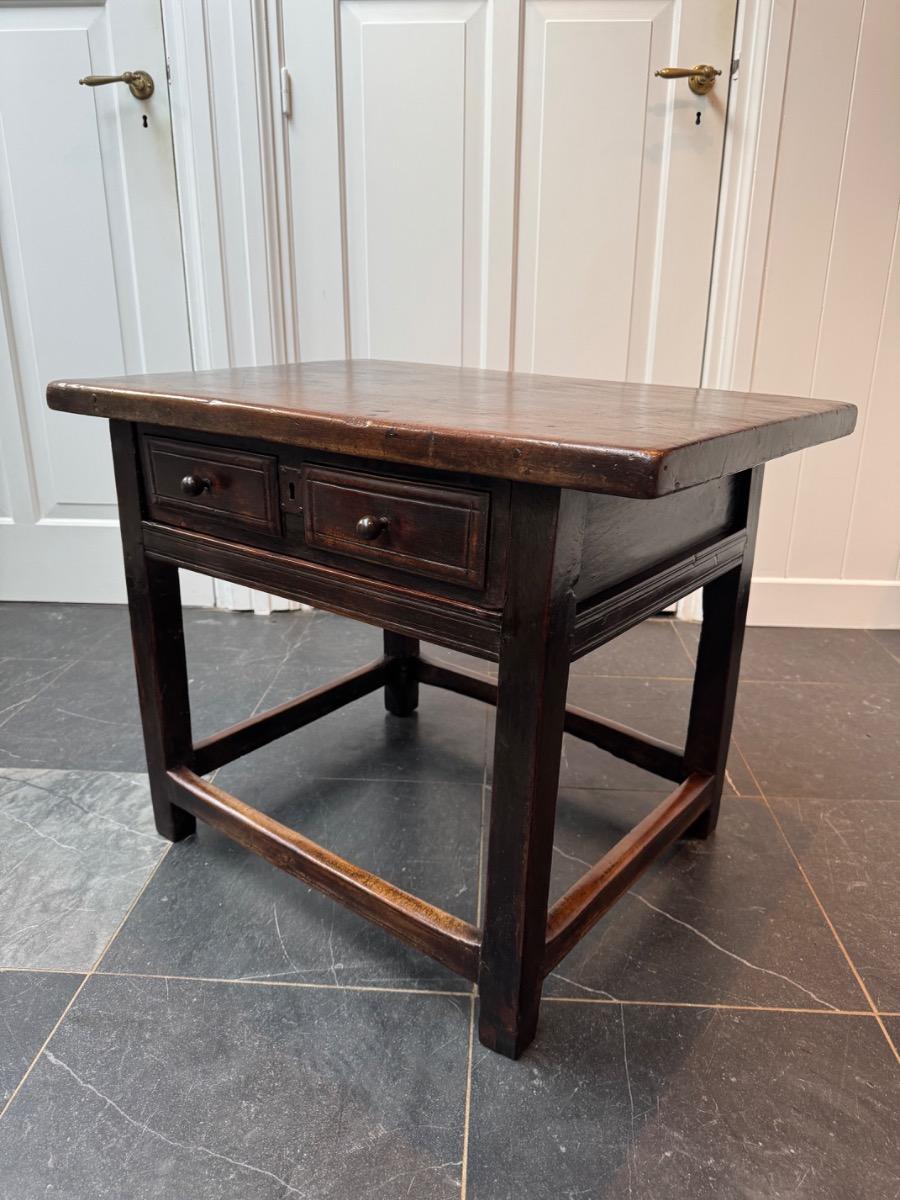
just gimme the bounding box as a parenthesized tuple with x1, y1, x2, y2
(44, 1051, 305, 1197)
(0, 809, 78, 853)
(549, 973, 617, 1001)
(54, 708, 128, 728)
(629, 891, 839, 1010)
(553, 844, 593, 869)
(620, 1005, 636, 1198)
(272, 903, 301, 975)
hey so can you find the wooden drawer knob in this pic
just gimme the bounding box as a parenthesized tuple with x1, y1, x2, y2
(355, 514, 389, 541)
(180, 474, 212, 497)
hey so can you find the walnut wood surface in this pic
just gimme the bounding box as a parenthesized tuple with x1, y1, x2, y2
(477, 486, 586, 1057)
(302, 463, 490, 588)
(142, 435, 280, 536)
(544, 771, 715, 972)
(49, 359, 856, 498)
(168, 766, 480, 981)
(86, 378, 848, 1059)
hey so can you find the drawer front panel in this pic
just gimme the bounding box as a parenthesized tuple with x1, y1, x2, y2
(302, 465, 489, 588)
(142, 436, 280, 536)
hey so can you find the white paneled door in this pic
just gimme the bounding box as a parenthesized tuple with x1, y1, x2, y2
(0, 1, 209, 603)
(286, 0, 738, 386)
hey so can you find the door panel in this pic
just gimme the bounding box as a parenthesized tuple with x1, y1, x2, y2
(515, 2, 654, 380)
(341, 2, 484, 364)
(286, 0, 520, 368)
(515, 0, 735, 385)
(286, 0, 736, 389)
(0, 1, 203, 602)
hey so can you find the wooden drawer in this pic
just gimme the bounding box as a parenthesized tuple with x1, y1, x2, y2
(298, 465, 490, 588)
(141, 436, 280, 536)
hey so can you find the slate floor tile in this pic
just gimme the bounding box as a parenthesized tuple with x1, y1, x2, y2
(423, 618, 694, 682)
(570, 618, 694, 678)
(0, 654, 281, 772)
(102, 775, 482, 990)
(2, 604, 896, 1200)
(0, 973, 469, 1200)
(0, 769, 165, 970)
(0, 658, 77, 740)
(543, 792, 862, 1010)
(183, 606, 333, 667)
(770, 797, 900, 1011)
(734, 681, 900, 800)
(678, 622, 900, 685)
(868, 628, 900, 666)
(220, 673, 489, 785)
(0, 601, 130, 661)
(0, 970, 83, 1105)
(468, 1002, 900, 1200)
(276, 608, 385, 671)
(487, 675, 757, 796)
(186, 608, 388, 675)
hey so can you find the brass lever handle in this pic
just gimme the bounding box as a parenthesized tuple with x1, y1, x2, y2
(654, 64, 721, 95)
(79, 70, 154, 100)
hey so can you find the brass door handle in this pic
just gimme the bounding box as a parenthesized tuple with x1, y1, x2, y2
(654, 64, 721, 95)
(79, 70, 154, 100)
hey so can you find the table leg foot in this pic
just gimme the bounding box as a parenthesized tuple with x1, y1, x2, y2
(150, 791, 196, 842)
(681, 468, 763, 841)
(383, 631, 419, 716)
(477, 987, 542, 1059)
(683, 791, 721, 839)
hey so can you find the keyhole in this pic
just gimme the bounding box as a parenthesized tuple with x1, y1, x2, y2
(288, 481, 296, 501)
(142, 114, 149, 128)
(695, 111, 702, 126)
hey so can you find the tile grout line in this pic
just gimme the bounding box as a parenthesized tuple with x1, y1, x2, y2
(458, 994, 477, 1198)
(670, 619, 698, 671)
(90, 970, 472, 997)
(863, 627, 900, 668)
(732, 738, 900, 1066)
(0, 841, 174, 1123)
(3, 962, 896, 1017)
(459, 737, 491, 1200)
(544, 996, 883, 1016)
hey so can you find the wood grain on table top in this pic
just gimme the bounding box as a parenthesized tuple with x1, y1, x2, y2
(48, 360, 856, 498)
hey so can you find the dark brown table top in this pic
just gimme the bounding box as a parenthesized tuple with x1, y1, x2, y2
(48, 359, 856, 499)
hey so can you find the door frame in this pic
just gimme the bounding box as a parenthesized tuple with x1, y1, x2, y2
(676, 0, 792, 620)
(161, 0, 792, 614)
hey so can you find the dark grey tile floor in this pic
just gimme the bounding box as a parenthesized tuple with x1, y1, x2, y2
(0, 602, 898, 1198)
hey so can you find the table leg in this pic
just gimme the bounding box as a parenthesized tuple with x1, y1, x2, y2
(684, 466, 763, 838)
(383, 631, 420, 716)
(110, 421, 196, 842)
(477, 487, 585, 1058)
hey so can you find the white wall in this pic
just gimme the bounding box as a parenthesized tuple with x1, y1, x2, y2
(161, 0, 299, 613)
(163, 0, 900, 628)
(730, 0, 900, 627)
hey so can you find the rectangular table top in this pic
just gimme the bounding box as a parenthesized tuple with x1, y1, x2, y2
(48, 359, 856, 499)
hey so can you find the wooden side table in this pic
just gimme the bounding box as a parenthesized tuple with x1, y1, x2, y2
(48, 361, 855, 1058)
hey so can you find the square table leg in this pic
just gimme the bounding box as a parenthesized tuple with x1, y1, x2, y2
(110, 420, 196, 843)
(477, 486, 586, 1058)
(684, 466, 764, 837)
